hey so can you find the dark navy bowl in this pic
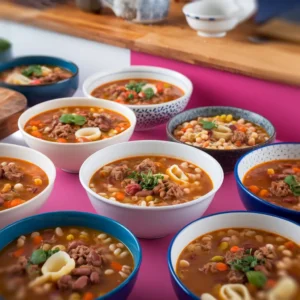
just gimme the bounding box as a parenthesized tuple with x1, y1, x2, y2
(0, 211, 142, 300)
(234, 142, 300, 223)
(0, 56, 79, 106)
(167, 106, 276, 173)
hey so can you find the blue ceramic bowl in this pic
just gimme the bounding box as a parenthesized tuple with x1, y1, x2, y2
(168, 211, 300, 300)
(234, 142, 300, 223)
(0, 211, 142, 300)
(0, 56, 79, 106)
(167, 106, 276, 173)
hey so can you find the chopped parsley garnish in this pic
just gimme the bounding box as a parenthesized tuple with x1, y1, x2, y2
(29, 248, 59, 265)
(128, 171, 164, 190)
(22, 65, 43, 77)
(143, 87, 155, 99)
(125, 81, 146, 93)
(284, 175, 300, 196)
(246, 271, 267, 288)
(200, 120, 218, 130)
(59, 114, 86, 126)
(127, 93, 134, 100)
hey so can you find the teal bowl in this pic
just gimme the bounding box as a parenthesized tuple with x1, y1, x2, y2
(0, 56, 79, 106)
(0, 211, 142, 300)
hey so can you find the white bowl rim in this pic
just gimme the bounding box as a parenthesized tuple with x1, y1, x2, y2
(168, 210, 300, 300)
(0, 143, 56, 215)
(79, 140, 224, 211)
(82, 66, 193, 109)
(18, 97, 136, 147)
(182, 1, 240, 20)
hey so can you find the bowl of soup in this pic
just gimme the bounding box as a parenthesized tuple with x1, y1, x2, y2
(167, 106, 276, 173)
(18, 97, 136, 173)
(235, 143, 300, 223)
(0, 56, 79, 106)
(168, 211, 300, 300)
(83, 66, 193, 131)
(0, 143, 56, 228)
(80, 140, 224, 238)
(0, 211, 142, 300)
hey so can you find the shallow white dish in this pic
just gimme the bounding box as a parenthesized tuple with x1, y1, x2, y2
(79, 140, 224, 238)
(18, 97, 136, 173)
(83, 66, 193, 131)
(0, 143, 56, 228)
(168, 211, 300, 299)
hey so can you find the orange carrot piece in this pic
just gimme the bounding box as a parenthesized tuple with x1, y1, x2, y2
(29, 120, 41, 126)
(237, 125, 247, 133)
(13, 247, 24, 258)
(83, 292, 95, 300)
(292, 167, 300, 173)
(31, 131, 43, 138)
(216, 262, 228, 271)
(33, 235, 43, 245)
(230, 246, 241, 253)
(248, 185, 260, 194)
(266, 279, 277, 288)
(111, 261, 123, 271)
(57, 138, 67, 143)
(259, 189, 269, 198)
(182, 125, 193, 132)
(284, 241, 295, 250)
(9, 199, 26, 208)
(115, 192, 125, 201)
(115, 126, 121, 133)
(235, 140, 242, 147)
(156, 82, 164, 93)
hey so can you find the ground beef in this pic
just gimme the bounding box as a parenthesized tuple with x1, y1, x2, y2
(0, 162, 23, 182)
(135, 158, 157, 174)
(231, 131, 247, 143)
(269, 174, 287, 180)
(48, 123, 76, 140)
(254, 245, 277, 261)
(85, 113, 112, 132)
(254, 264, 271, 276)
(269, 180, 291, 197)
(199, 262, 218, 274)
(153, 180, 184, 200)
(282, 168, 296, 175)
(282, 196, 299, 204)
(124, 183, 141, 196)
(227, 270, 245, 283)
(224, 249, 245, 264)
(109, 165, 129, 182)
(67, 240, 86, 251)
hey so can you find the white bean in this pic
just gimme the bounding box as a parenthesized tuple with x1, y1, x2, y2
(114, 248, 122, 256)
(55, 227, 64, 237)
(42, 244, 51, 251)
(179, 259, 190, 267)
(119, 271, 128, 279)
(120, 251, 129, 258)
(183, 188, 190, 194)
(282, 249, 292, 257)
(17, 238, 25, 248)
(140, 201, 146, 207)
(98, 233, 107, 240)
(117, 243, 124, 248)
(14, 183, 24, 192)
(109, 244, 116, 251)
(104, 269, 114, 275)
(31, 232, 40, 238)
(103, 237, 112, 244)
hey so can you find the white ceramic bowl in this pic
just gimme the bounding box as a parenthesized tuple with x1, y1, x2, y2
(18, 97, 136, 173)
(183, 0, 240, 37)
(168, 211, 300, 299)
(0, 143, 56, 228)
(83, 66, 193, 131)
(79, 140, 224, 238)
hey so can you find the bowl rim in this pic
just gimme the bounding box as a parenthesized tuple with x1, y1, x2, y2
(0, 143, 56, 215)
(0, 210, 142, 300)
(0, 55, 79, 88)
(167, 210, 300, 300)
(166, 105, 276, 153)
(79, 140, 224, 211)
(82, 65, 193, 109)
(234, 142, 300, 215)
(18, 97, 137, 147)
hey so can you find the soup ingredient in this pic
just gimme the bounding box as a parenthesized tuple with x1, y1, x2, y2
(91, 78, 184, 105)
(25, 106, 130, 143)
(244, 159, 300, 211)
(219, 284, 251, 300)
(174, 115, 270, 150)
(22, 65, 43, 77)
(29, 249, 59, 265)
(90, 156, 213, 207)
(246, 271, 267, 288)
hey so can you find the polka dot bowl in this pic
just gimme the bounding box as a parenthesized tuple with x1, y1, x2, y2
(83, 66, 193, 131)
(166, 106, 276, 173)
(234, 143, 300, 223)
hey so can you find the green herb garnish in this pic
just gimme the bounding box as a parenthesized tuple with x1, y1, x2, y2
(22, 65, 43, 77)
(200, 120, 218, 130)
(59, 114, 87, 126)
(125, 81, 146, 93)
(29, 248, 59, 265)
(127, 93, 134, 100)
(246, 271, 267, 288)
(143, 88, 155, 99)
(229, 255, 260, 273)
(284, 175, 300, 196)
(128, 171, 164, 190)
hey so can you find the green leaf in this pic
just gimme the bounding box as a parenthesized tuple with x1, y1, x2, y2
(200, 120, 218, 130)
(246, 271, 267, 288)
(29, 249, 48, 265)
(59, 114, 86, 126)
(125, 81, 146, 93)
(127, 93, 134, 100)
(143, 88, 155, 99)
(284, 175, 300, 196)
(22, 65, 43, 77)
(127, 171, 164, 190)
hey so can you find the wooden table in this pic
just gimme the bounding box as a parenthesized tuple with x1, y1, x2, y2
(1, 0, 300, 86)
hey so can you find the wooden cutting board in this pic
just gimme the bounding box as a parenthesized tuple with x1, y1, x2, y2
(0, 87, 27, 140)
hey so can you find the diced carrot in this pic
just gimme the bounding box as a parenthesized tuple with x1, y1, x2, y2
(9, 199, 26, 208)
(3, 201, 11, 208)
(115, 126, 121, 133)
(116, 98, 124, 104)
(115, 192, 125, 201)
(237, 125, 247, 133)
(248, 185, 260, 194)
(266, 279, 277, 289)
(235, 140, 242, 147)
(230, 246, 241, 253)
(83, 292, 95, 300)
(156, 82, 164, 94)
(33, 235, 43, 246)
(31, 131, 43, 138)
(111, 261, 123, 271)
(284, 241, 295, 250)
(57, 138, 67, 143)
(29, 120, 41, 126)
(259, 189, 269, 198)
(13, 247, 24, 258)
(216, 262, 228, 271)
(182, 125, 193, 132)
(292, 167, 300, 173)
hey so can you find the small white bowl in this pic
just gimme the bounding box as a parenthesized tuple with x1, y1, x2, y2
(79, 140, 224, 239)
(18, 97, 136, 173)
(168, 211, 300, 299)
(0, 143, 56, 228)
(83, 66, 193, 131)
(183, 0, 240, 37)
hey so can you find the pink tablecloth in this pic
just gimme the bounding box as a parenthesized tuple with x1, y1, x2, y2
(39, 125, 244, 300)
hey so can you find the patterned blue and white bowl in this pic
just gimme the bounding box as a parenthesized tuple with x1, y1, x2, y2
(235, 143, 300, 223)
(83, 66, 193, 131)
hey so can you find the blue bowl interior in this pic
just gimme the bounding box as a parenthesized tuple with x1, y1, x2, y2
(0, 211, 142, 299)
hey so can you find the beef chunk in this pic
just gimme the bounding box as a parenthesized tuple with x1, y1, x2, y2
(269, 174, 286, 180)
(231, 131, 247, 143)
(1, 162, 23, 182)
(282, 168, 296, 175)
(26, 264, 40, 279)
(254, 245, 277, 261)
(227, 270, 245, 283)
(270, 180, 291, 197)
(48, 124, 76, 140)
(109, 165, 129, 182)
(282, 196, 299, 204)
(224, 249, 245, 264)
(124, 183, 141, 196)
(254, 265, 271, 276)
(68, 240, 87, 251)
(135, 158, 157, 174)
(153, 180, 184, 200)
(199, 262, 218, 274)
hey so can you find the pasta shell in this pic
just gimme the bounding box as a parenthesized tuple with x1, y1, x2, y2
(202, 293, 217, 300)
(75, 127, 101, 141)
(5, 73, 32, 85)
(219, 284, 252, 300)
(166, 164, 189, 185)
(267, 276, 298, 300)
(212, 125, 232, 141)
